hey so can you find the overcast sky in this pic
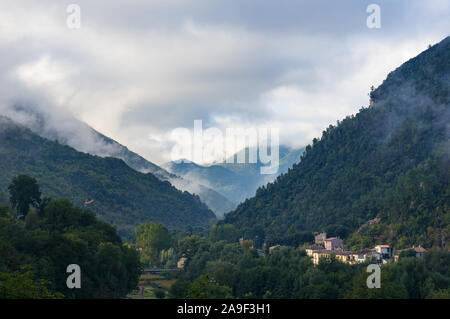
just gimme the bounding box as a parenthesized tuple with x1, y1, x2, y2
(0, 0, 449, 164)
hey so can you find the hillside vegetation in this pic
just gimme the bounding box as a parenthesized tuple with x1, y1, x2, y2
(223, 37, 450, 249)
(0, 117, 216, 238)
(0, 196, 140, 298)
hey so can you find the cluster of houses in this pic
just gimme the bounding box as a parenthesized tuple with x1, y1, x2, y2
(301, 232, 427, 265)
(148, 232, 429, 270)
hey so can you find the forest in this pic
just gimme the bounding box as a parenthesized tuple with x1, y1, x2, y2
(222, 37, 450, 250)
(132, 222, 450, 299)
(0, 175, 141, 298)
(0, 116, 216, 239)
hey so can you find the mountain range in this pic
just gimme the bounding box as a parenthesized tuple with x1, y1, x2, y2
(222, 36, 450, 250)
(2, 36, 448, 249)
(0, 116, 217, 238)
(164, 145, 305, 206)
(3, 104, 305, 218)
(0, 106, 237, 217)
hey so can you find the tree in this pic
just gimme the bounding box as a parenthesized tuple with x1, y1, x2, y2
(399, 249, 416, 259)
(0, 270, 62, 299)
(154, 288, 165, 299)
(25, 210, 40, 229)
(0, 192, 8, 206)
(38, 196, 52, 217)
(186, 275, 232, 299)
(135, 222, 172, 266)
(169, 276, 191, 298)
(8, 175, 41, 216)
(0, 206, 9, 218)
(209, 224, 238, 243)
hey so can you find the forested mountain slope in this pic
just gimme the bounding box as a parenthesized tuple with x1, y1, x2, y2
(2, 106, 234, 217)
(223, 37, 449, 249)
(0, 117, 216, 238)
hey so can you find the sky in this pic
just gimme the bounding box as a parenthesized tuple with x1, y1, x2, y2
(0, 0, 449, 164)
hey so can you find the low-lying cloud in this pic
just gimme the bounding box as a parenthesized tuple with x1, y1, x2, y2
(0, 0, 448, 164)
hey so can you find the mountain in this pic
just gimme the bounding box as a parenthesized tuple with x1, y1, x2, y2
(164, 146, 305, 205)
(70, 123, 236, 217)
(167, 175, 236, 218)
(222, 37, 450, 249)
(0, 116, 216, 238)
(1, 106, 234, 217)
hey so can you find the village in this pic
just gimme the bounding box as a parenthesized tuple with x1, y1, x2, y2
(267, 232, 427, 266)
(173, 233, 429, 270)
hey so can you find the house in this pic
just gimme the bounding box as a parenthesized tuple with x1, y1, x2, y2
(307, 247, 382, 266)
(414, 246, 427, 258)
(177, 256, 188, 269)
(357, 249, 382, 263)
(314, 232, 327, 244)
(374, 245, 392, 262)
(310, 250, 358, 265)
(310, 250, 329, 265)
(394, 246, 427, 261)
(324, 237, 343, 250)
(333, 251, 358, 265)
(305, 245, 324, 257)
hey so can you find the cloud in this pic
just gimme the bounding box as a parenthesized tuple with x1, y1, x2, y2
(0, 0, 448, 164)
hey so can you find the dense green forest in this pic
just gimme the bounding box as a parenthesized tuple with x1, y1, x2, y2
(0, 176, 141, 298)
(0, 117, 216, 239)
(123, 221, 450, 299)
(222, 37, 450, 249)
(12, 106, 237, 218)
(129, 223, 449, 299)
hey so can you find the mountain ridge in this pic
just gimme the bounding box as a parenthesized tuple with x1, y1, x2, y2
(164, 145, 305, 205)
(222, 36, 449, 249)
(0, 115, 216, 238)
(1, 105, 235, 217)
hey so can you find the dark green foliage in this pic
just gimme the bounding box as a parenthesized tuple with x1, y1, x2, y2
(346, 155, 449, 249)
(8, 175, 41, 216)
(399, 250, 417, 258)
(135, 222, 172, 266)
(0, 269, 62, 299)
(265, 231, 314, 249)
(169, 275, 192, 298)
(223, 37, 450, 248)
(0, 119, 216, 239)
(0, 196, 141, 298)
(185, 275, 232, 299)
(346, 249, 450, 299)
(153, 287, 165, 299)
(169, 232, 450, 299)
(0, 192, 8, 206)
(209, 224, 239, 243)
(0, 206, 8, 218)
